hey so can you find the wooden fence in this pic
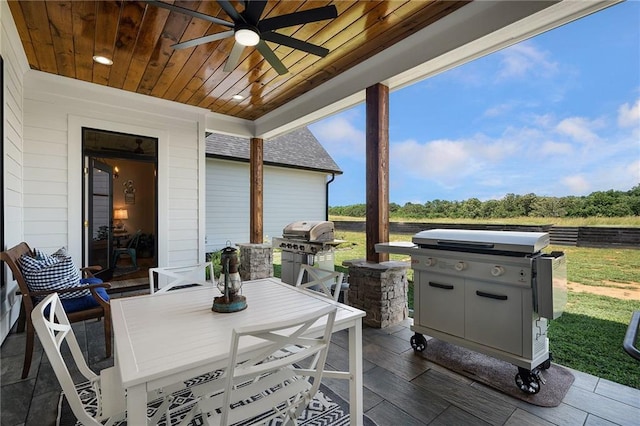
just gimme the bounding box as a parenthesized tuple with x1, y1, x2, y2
(333, 221, 640, 249)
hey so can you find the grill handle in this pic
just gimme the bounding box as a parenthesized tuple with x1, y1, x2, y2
(436, 241, 495, 250)
(429, 282, 454, 290)
(476, 290, 508, 301)
(429, 281, 453, 290)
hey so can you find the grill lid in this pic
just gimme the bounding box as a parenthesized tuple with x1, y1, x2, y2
(412, 229, 549, 254)
(282, 220, 335, 242)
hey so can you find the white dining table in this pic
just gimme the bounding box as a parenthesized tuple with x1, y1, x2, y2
(110, 277, 366, 425)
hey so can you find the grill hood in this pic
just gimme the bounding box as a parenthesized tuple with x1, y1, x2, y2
(412, 229, 549, 255)
(282, 221, 335, 242)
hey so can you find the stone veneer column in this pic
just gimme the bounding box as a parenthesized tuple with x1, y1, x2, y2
(343, 259, 409, 328)
(237, 243, 273, 281)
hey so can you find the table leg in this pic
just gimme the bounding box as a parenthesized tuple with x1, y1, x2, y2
(127, 383, 147, 424)
(348, 319, 364, 425)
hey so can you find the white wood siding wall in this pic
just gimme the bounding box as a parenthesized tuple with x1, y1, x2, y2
(1, 1, 29, 341)
(205, 158, 328, 252)
(264, 166, 328, 239)
(23, 73, 208, 270)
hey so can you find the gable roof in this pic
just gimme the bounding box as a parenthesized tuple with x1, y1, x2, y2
(206, 127, 342, 175)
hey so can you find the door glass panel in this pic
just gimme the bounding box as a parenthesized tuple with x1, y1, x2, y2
(89, 160, 112, 271)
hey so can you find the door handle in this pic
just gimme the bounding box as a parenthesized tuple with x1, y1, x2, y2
(476, 290, 508, 301)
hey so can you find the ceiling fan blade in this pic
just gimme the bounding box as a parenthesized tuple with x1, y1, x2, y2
(223, 42, 246, 72)
(243, 1, 267, 25)
(173, 30, 234, 50)
(258, 5, 338, 32)
(217, 0, 244, 23)
(256, 40, 288, 75)
(143, 0, 233, 27)
(261, 32, 329, 57)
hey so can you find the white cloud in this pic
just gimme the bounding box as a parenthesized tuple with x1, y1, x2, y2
(562, 175, 590, 194)
(309, 115, 365, 160)
(618, 98, 640, 127)
(483, 102, 515, 118)
(497, 42, 558, 80)
(390, 134, 520, 187)
(625, 159, 640, 183)
(555, 117, 602, 143)
(391, 139, 473, 180)
(539, 140, 573, 156)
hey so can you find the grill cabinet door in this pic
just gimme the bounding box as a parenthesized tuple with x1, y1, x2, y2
(465, 280, 523, 356)
(416, 271, 465, 338)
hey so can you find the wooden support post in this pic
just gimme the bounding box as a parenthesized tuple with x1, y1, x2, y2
(250, 137, 263, 244)
(365, 84, 389, 263)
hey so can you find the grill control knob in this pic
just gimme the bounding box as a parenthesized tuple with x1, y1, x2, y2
(491, 266, 505, 277)
(454, 261, 466, 271)
(424, 257, 437, 267)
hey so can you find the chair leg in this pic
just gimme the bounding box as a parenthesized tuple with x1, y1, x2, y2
(22, 322, 35, 379)
(104, 313, 112, 359)
(16, 303, 26, 333)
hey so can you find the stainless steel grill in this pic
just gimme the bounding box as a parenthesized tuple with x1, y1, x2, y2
(273, 221, 340, 285)
(377, 228, 567, 394)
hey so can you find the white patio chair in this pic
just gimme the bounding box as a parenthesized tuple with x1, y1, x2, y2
(149, 262, 215, 294)
(31, 293, 191, 425)
(295, 264, 346, 302)
(195, 304, 338, 426)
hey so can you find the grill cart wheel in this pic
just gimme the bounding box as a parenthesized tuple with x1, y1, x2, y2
(515, 367, 542, 394)
(540, 353, 552, 370)
(410, 333, 427, 352)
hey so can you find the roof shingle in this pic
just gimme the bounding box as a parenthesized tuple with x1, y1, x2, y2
(205, 127, 342, 174)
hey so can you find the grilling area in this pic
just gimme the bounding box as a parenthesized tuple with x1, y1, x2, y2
(3, 222, 640, 425)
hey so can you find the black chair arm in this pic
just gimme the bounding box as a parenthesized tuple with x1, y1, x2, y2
(623, 310, 640, 361)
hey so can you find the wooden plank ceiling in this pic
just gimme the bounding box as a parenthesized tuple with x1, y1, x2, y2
(9, 1, 469, 121)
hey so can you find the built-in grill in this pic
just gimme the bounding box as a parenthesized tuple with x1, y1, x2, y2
(273, 221, 340, 284)
(377, 229, 567, 394)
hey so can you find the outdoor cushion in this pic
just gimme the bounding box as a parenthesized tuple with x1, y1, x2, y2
(20, 252, 89, 299)
(59, 285, 110, 314)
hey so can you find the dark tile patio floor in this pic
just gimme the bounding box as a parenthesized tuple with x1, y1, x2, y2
(2, 287, 639, 426)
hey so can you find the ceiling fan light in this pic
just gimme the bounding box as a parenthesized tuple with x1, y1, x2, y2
(235, 28, 260, 46)
(92, 55, 113, 65)
(232, 94, 245, 100)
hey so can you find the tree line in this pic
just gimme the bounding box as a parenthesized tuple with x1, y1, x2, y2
(330, 185, 640, 219)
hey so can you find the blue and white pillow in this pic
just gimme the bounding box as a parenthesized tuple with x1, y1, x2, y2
(20, 250, 89, 299)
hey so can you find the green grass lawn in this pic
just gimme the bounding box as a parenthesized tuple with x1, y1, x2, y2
(272, 229, 640, 389)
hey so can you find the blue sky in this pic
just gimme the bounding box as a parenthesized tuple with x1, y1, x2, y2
(309, 1, 640, 207)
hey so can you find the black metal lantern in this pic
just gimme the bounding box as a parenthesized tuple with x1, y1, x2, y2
(212, 243, 247, 313)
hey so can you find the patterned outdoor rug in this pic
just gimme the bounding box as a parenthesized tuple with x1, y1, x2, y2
(420, 338, 574, 407)
(57, 377, 376, 425)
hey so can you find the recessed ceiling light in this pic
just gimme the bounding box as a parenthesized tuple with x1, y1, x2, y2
(232, 94, 245, 100)
(93, 55, 113, 65)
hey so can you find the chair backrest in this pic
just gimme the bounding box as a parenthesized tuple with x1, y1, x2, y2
(31, 293, 102, 425)
(127, 229, 142, 249)
(210, 305, 337, 425)
(149, 262, 215, 294)
(1, 242, 37, 310)
(295, 264, 345, 302)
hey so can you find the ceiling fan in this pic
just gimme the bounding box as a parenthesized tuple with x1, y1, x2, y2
(145, 1, 338, 75)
